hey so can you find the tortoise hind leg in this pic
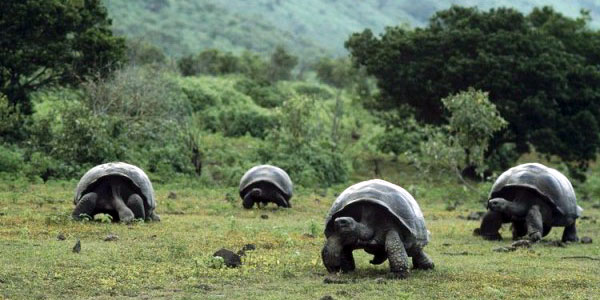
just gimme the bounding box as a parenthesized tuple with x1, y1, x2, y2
(127, 194, 145, 220)
(72, 192, 97, 220)
(411, 248, 434, 270)
(274, 192, 291, 208)
(525, 205, 544, 242)
(561, 222, 579, 243)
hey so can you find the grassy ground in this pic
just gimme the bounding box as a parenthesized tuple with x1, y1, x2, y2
(0, 176, 598, 300)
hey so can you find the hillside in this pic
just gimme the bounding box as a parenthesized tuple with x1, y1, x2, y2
(104, 0, 600, 59)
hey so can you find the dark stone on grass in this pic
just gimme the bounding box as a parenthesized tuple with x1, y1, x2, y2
(260, 214, 269, 219)
(104, 234, 119, 241)
(195, 283, 213, 291)
(213, 248, 242, 268)
(580, 216, 590, 220)
(72, 240, 81, 253)
(57, 233, 66, 241)
(320, 296, 335, 300)
(167, 191, 177, 199)
(592, 203, 600, 209)
(237, 244, 256, 256)
(303, 233, 315, 238)
(0, 212, 5, 216)
(581, 236, 593, 244)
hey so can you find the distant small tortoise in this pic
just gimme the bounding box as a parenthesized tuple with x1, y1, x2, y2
(239, 164, 293, 209)
(477, 163, 582, 242)
(72, 162, 160, 222)
(322, 179, 433, 279)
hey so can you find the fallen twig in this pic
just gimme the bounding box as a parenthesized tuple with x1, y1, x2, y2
(442, 251, 483, 256)
(561, 256, 600, 261)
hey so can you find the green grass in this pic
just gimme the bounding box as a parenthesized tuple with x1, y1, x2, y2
(0, 177, 598, 299)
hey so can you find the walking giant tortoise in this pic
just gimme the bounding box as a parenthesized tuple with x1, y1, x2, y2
(477, 163, 582, 242)
(72, 162, 160, 222)
(239, 164, 293, 209)
(322, 179, 433, 279)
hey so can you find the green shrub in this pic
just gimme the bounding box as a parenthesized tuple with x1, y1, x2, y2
(0, 144, 24, 174)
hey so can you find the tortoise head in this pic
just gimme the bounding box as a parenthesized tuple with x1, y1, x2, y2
(334, 217, 361, 245)
(488, 198, 512, 213)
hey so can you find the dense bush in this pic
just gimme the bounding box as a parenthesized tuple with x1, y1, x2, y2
(259, 95, 350, 187)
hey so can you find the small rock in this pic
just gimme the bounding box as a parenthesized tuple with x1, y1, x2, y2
(323, 276, 349, 284)
(472, 228, 481, 236)
(374, 277, 386, 284)
(151, 234, 157, 239)
(241, 244, 256, 251)
(0, 212, 5, 216)
(167, 191, 177, 199)
(104, 234, 119, 242)
(57, 233, 66, 241)
(442, 243, 451, 246)
(260, 214, 269, 219)
(511, 240, 531, 248)
(581, 236, 593, 244)
(314, 198, 321, 203)
(591, 203, 600, 209)
(72, 240, 81, 253)
(580, 216, 591, 220)
(213, 248, 242, 268)
(320, 296, 335, 300)
(303, 233, 315, 238)
(466, 211, 485, 221)
(493, 246, 516, 252)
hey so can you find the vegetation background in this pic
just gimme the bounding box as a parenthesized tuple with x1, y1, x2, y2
(1, 0, 599, 299)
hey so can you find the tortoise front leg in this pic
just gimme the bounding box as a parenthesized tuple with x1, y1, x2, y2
(127, 194, 145, 220)
(147, 210, 161, 222)
(243, 188, 261, 209)
(478, 210, 504, 240)
(340, 247, 355, 272)
(512, 221, 527, 240)
(525, 205, 544, 242)
(562, 222, 579, 243)
(385, 230, 410, 279)
(321, 235, 344, 273)
(72, 192, 97, 220)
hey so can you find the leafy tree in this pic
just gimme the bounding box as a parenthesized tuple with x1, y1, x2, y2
(0, 0, 125, 114)
(268, 46, 298, 82)
(346, 6, 600, 174)
(177, 49, 241, 76)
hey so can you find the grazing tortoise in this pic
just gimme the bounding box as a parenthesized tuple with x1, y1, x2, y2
(72, 162, 160, 222)
(322, 179, 434, 279)
(478, 163, 582, 242)
(239, 164, 293, 209)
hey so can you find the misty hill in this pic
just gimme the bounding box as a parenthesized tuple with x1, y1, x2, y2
(104, 0, 600, 59)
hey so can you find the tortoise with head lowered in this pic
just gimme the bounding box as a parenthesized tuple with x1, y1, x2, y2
(239, 164, 293, 209)
(477, 163, 582, 242)
(72, 162, 160, 222)
(322, 179, 434, 279)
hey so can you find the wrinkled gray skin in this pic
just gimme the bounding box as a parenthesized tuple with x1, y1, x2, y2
(72, 175, 160, 223)
(322, 202, 434, 279)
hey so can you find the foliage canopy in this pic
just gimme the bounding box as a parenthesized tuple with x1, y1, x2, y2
(346, 6, 600, 173)
(0, 0, 125, 114)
